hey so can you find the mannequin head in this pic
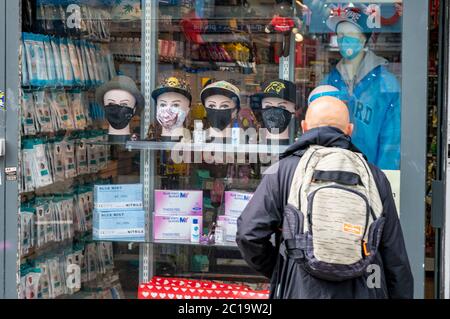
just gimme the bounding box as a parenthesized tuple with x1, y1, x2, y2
(156, 91, 190, 136)
(336, 21, 367, 61)
(204, 94, 238, 136)
(96, 75, 144, 141)
(261, 97, 295, 138)
(302, 96, 353, 136)
(254, 79, 297, 141)
(152, 76, 192, 140)
(103, 89, 137, 136)
(201, 81, 241, 138)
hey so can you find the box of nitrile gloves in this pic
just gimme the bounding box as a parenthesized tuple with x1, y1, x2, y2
(94, 184, 143, 210)
(93, 209, 145, 242)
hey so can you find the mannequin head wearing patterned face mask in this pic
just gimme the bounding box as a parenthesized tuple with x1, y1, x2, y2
(156, 92, 190, 134)
(152, 77, 192, 141)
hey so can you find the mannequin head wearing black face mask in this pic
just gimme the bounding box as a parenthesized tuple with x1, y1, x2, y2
(103, 90, 137, 133)
(201, 81, 241, 139)
(261, 97, 295, 141)
(104, 103, 135, 130)
(253, 79, 297, 142)
(96, 76, 145, 142)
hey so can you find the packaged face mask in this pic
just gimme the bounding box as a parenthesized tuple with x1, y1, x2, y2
(75, 41, 87, 86)
(22, 91, 37, 136)
(60, 196, 73, 239)
(63, 140, 77, 179)
(50, 140, 66, 182)
(76, 138, 89, 175)
(81, 41, 95, 86)
(25, 271, 41, 299)
(67, 39, 82, 86)
(22, 33, 48, 87)
(86, 243, 99, 282)
(27, 140, 53, 188)
(88, 43, 101, 85)
(35, 204, 47, 248)
(20, 208, 35, 257)
(55, 91, 75, 130)
(33, 91, 53, 133)
(43, 36, 57, 87)
(69, 91, 87, 130)
(22, 45, 29, 87)
(87, 140, 99, 174)
(42, 200, 55, 243)
(51, 200, 62, 242)
(50, 37, 64, 87)
(22, 146, 35, 192)
(74, 193, 87, 233)
(32, 140, 54, 188)
(47, 257, 64, 298)
(36, 262, 51, 299)
(59, 38, 74, 86)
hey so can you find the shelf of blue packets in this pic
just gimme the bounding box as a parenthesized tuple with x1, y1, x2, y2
(93, 184, 145, 242)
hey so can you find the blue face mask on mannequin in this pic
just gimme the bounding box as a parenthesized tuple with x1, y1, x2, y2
(337, 36, 364, 60)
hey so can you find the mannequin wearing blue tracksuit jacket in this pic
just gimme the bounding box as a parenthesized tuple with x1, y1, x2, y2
(321, 39, 401, 170)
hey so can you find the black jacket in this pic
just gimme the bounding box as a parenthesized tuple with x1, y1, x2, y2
(236, 126, 414, 299)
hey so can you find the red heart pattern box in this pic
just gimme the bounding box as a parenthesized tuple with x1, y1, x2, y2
(138, 277, 269, 300)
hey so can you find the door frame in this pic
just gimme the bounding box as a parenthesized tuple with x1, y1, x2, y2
(2, 0, 20, 299)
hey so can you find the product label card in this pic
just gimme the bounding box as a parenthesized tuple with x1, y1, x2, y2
(153, 214, 203, 241)
(224, 191, 253, 217)
(154, 190, 203, 215)
(94, 184, 143, 210)
(93, 209, 145, 242)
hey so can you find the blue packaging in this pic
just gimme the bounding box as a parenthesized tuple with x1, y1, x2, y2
(22, 33, 48, 87)
(93, 209, 145, 242)
(94, 184, 143, 210)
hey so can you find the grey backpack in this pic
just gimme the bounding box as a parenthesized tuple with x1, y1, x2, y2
(282, 145, 385, 281)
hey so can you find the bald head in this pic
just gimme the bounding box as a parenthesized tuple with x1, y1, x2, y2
(302, 96, 354, 136)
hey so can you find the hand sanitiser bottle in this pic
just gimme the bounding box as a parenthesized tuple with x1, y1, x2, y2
(231, 121, 240, 145)
(191, 218, 200, 243)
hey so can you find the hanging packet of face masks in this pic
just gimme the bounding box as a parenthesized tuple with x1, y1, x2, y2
(50, 37, 64, 87)
(68, 90, 87, 130)
(33, 90, 54, 133)
(49, 137, 66, 183)
(49, 90, 75, 131)
(23, 33, 48, 87)
(75, 136, 89, 175)
(42, 35, 57, 87)
(22, 90, 37, 136)
(63, 139, 77, 179)
(32, 139, 54, 188)
(21, 145, 35, 193)
(66, 39, 83, 86)
(59, 37, 75, 87)
(76, 40, 89, 87)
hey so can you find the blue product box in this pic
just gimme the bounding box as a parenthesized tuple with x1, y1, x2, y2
(93, 209, 145, 242)
(94, 184, 143, 210)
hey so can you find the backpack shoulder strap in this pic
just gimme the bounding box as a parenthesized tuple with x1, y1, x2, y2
(287, 145, 323, 209)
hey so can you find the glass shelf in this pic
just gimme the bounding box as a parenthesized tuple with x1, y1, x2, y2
(152, 239, 238, 249)
(125, 140, 289, 154)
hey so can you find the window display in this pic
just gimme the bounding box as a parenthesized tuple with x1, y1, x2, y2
(16, 0, 404, 299)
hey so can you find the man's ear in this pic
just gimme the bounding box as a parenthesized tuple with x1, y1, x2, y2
(301, 120, 307, 133)
(346, 123, 354, 136)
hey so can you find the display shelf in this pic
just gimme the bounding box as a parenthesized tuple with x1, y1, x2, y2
(125, 140, 289, 154)
(172, 273, 267, 283)
(153, 239, 238, 249)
